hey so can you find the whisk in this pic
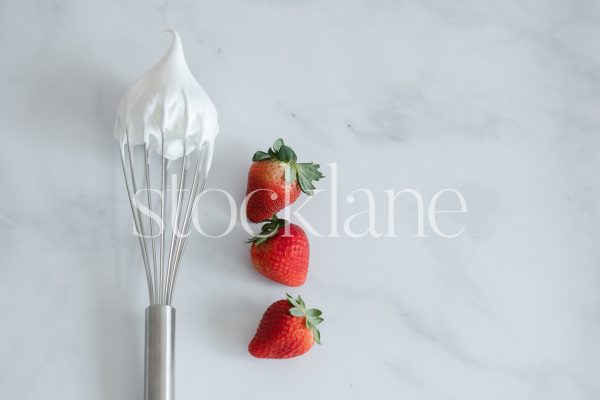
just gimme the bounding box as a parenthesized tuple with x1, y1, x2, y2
(120, 131, 211, 400)
(115, 30, 218, 400)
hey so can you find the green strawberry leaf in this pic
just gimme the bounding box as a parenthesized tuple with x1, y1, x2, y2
(278, 145, 294, 163)
(306, 308, 322, 317)
(298, 295, 306, 309)
(295, 163, 324, 195)
(286, 293, 300, 308)
(310, 317, 324, 325)
(252, 151, 271, 161)
(272, 138, 284, 152)
(289, 307, 304, 317)
(247, 215, 287, 245)
(313, 328, 321, 345)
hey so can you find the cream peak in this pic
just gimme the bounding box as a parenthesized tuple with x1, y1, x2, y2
(114, 30, 219, 162)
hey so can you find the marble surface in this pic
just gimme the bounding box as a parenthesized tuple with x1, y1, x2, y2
(1, 1, 599, 399)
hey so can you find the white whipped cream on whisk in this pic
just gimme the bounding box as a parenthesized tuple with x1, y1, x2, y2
(114, 30, 218, 162)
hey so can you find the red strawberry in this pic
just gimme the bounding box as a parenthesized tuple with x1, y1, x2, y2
(245, 138, 324, 223)
(248, 293, 323, 359)
(248, 216, 309, 287)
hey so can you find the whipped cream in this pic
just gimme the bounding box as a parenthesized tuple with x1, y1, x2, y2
(114, 30, 218, 162)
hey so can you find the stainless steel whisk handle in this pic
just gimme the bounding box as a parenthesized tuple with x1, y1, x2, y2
(145, 305, 175, 400)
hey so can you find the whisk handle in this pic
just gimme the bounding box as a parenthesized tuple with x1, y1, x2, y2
(144, 305, 175, 400)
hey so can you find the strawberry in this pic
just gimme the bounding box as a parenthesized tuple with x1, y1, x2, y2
(248, 293, 323, 359)
(248, 215, 309, 287)
(245, 138, 324, 223)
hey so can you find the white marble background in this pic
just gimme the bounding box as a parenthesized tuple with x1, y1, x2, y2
(1, 0, 599, 399)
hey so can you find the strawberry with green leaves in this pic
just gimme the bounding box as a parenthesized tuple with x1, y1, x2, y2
(248, 215, 309, 287)
(245, 138, 324, 223)
(248, 293, 324, 359)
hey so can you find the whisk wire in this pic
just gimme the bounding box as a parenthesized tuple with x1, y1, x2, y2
(120, 126, 211, 305)
(165, 143, 187, 302)
(121, 130, 154, 303)
(167, 144, 209, 304)
(143, 145, 159, 304)
(159, 132, 167, 303)
(169, 159, 206, 304)
(165, 96, 190, 304)
(166, 152, 200, 304)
